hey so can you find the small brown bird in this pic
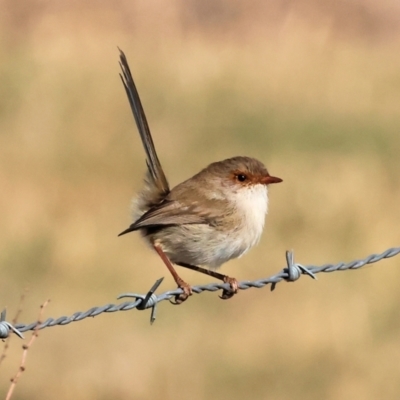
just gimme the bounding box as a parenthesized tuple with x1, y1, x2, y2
(118, 49, 282, 303)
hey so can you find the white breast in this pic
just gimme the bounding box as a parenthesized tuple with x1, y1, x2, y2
(232, 183, 269, 254)
(203, 183, 269, 269)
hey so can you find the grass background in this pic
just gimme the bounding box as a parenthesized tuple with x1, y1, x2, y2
(1, 1, 400, 399)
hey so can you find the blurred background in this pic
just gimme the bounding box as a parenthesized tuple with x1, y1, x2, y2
(1, 0, 400, 399)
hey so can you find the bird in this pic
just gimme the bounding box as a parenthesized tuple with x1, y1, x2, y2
(118, 49, 282, 304)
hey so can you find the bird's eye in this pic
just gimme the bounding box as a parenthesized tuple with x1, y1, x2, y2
(237, 174, 247, 182)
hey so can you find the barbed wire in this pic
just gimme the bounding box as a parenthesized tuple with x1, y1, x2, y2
(1, 246, 399, 338)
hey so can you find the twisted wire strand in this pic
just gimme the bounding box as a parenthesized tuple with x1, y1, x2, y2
(2, 246, 399, 336)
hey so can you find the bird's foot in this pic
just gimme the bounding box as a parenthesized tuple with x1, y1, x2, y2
(219, 276, 239, 300)
(170, 279, 193, 305)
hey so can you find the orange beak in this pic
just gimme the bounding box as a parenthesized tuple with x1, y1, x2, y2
(261, 175, 283, 185)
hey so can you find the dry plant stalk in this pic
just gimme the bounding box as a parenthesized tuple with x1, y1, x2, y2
(5, 299, 50, 400)
(0, 289, 28, 368)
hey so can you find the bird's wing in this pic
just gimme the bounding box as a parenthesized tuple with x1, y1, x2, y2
(118, 197, 228, 236)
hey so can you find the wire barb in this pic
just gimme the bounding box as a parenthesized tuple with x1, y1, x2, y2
(0, 310, 24, 340)
(284, 249, 317, 281)
(118, 277, 164, 324)
(1, 246, 399, 337)
(270, 250, 316, 291)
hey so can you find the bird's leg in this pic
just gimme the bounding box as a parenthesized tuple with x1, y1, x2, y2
(177, 262, 239, 300)
(153, 244, 192, 304)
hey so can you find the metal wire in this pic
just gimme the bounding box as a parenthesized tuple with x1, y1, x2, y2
(1, 246, 399, 337)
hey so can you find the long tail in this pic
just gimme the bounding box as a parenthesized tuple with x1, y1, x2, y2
(118, 48, 170, 196)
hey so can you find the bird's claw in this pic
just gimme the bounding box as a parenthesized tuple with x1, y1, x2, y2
(170, 280, 193, 305)
(219, 276, 239, 300)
